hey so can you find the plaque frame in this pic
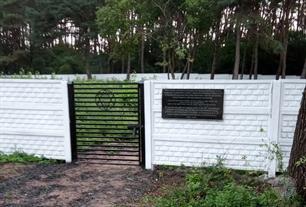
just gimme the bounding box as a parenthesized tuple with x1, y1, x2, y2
(162, 89, 224, 120)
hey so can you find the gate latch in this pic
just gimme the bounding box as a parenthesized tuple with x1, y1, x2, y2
(127, 124, 143, 136)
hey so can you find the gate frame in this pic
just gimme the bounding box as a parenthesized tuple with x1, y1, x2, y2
(68, 83, 77, 161)
(138, 83, 146, 168)
(68, 82, 146, 167)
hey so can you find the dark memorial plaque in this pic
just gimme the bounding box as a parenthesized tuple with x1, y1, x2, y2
(162, 89, 224, 120)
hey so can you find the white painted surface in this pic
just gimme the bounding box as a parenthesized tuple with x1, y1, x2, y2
(0, 78, 305, 174)
(0, 79, 71, 162)
(279, 80, 306, 169)
(144, 81, 153, 169)
(268, 81, 281, 177)
(144, 80, 306, 176)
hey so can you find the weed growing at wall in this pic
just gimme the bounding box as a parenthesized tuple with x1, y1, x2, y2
(144, 166, 303, 207)
(0, 151, 58, 164)
(261, 142, 284, 172)
(259, 127, 284, 173)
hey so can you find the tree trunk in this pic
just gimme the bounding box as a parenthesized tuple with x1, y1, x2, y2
(85, 59, 92, 80)
(211, 17, 221, 80)
(163, 49, 167, 73)
(249, 50, 255, 79)
(277, 0, 292, 80)
(232, 15, 241, 80)
(107, 58, 113, 74)
(171, 51, 176, 79)
(121, 57, 125, 74)
(186, 47, 196, 80)
(211, 46, 219, 80)
(301, 58, 306, 79)
(281, 1, 294, 79)
(240, 46, 247, 80)
(276, 53, 283, 80)
(107, 39, 113, 73)
(140, 26, 145, 73)
(186, 60, 191, 80)
(85, 52, 92, 79)
(168, 51, 175, 79)
(167, 65, 170, 80)
(84, 27, 92, 80)
(281, 33, 289, 79)
(253, 33, 259, 80)
(187, 64, 192, 80)
(288, 87, 306, 198)
(93, 38, 98, 55)
(180, 62, 188, 80)
(126, 53, 131, 80)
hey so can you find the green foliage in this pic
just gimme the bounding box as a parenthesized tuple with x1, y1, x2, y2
(0, 0, 305, 75)
(295, 156, 306, 167)
(147, 166, 303, 207)
(0, 151, 58, 164)
(50, 45, 85, 74)
(183, 0, 217, 31)
(257, 189, 283, 207)
(204, 183, 257, 207)
(261, 143, 284, 172)
(96, 0, 139, 59)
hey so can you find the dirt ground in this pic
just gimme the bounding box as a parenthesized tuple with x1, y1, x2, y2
(0, 163, 185, 207)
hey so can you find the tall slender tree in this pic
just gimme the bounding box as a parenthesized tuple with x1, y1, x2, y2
(288, 86, 306, 198)
(0, 0, 305, 76)
(232, 6, 241, 80)
(301, 58, 306, 79)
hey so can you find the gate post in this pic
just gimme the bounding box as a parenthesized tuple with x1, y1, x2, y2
(144, 80, 153, 170)
(268, 80, 281, 178)
(139, 83, 146, 168)
(68, 83, 77, 161)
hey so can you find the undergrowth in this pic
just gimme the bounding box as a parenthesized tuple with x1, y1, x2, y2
(144, 166, 303, 207)
(0, 151, 58, 164)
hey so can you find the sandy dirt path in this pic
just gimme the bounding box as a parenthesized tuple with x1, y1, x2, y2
(0, 163, 155, 207)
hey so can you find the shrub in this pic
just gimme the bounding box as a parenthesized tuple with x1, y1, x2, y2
(149, 166, 303, 207)
(204, 183, 257, 207)
(257, 189, 283, 207)
(0, 151, 57, 164)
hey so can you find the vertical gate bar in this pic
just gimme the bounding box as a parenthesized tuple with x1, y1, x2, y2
(68, 83, 77, 161)
(137, 83, 141, 165)
(138, 83, 145, 168)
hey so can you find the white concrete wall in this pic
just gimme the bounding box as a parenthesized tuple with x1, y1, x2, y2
(144, 80, 306, 176)
(1, 78, 304, 173)
(279, 80, 306, 167)
(0, 79, 71, 162)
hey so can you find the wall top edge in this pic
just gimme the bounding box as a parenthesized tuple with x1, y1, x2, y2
(145, 80, 275, 84)
(145, 79, 306, 84)
(0, 79, 67, 84)
(281, 79, 306, 83)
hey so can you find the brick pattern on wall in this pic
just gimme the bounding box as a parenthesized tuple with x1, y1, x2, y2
(0, 80, 70, 161)
(153, 140, 267, 170)
(149, 81, 273, 171)
(279, 81, 306, 168)
(146, 80, 306, 173)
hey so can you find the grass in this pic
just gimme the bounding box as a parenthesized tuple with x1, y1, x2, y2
(0, 151, 58, 164)
(141, 165, 304, 207)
